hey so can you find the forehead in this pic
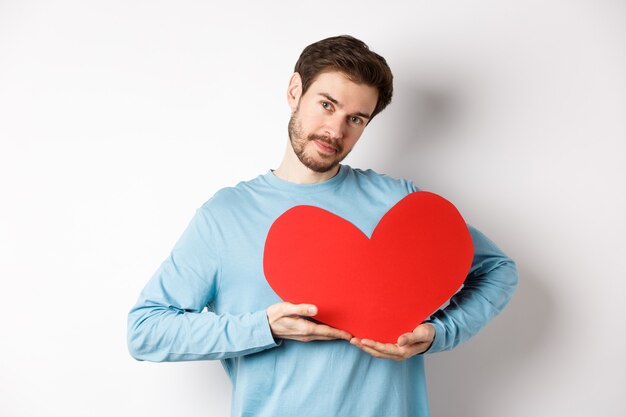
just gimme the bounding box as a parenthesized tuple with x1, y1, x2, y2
(304, 71, 378, 113)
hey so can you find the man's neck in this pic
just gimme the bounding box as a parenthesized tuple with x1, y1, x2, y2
(273, 142, 340, 184)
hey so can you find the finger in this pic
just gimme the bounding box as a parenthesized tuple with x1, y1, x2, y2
(399, 323, 436, 346)
(281, 318, 351, 340)
(360, 339, 400, 354)
(294, 334, 345, 342)
(298, 303, 318, 317)
(359, 339, 403, 357)
(351, 340, 402, 360)
(279, 302, 318, 318)
(309, 323, 352, 340)
(271, 315, 351, 342)
(397, 331, 420, 347)
(353, 338, 426, 360)
(415, 323, 435, 340)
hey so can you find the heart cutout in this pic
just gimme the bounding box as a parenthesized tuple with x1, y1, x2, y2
(263, 192, 474, 343)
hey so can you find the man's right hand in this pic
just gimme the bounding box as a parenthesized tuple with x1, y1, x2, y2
(266, 302, 352, 342)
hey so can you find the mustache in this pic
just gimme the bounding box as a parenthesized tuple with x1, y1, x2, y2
(308, 134, 343, 153)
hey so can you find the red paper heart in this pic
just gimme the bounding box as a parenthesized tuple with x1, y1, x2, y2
(263, 192, 474, 343)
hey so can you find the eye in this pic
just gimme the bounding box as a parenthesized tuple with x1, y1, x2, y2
(349, 116, 363, 126)
(321, 101, 332, 111)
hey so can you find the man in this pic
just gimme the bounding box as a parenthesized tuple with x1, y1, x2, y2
(128, 35, 518, 416)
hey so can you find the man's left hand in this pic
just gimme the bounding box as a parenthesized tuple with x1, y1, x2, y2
(350, 323, 436, 361)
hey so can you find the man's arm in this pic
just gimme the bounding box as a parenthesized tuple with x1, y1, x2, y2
(126, 207, 278, 362)
(424, 224, 518, 353)
(127, 207, 351, 362)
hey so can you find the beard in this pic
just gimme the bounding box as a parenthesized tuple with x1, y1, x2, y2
(287, 110, 349, 173)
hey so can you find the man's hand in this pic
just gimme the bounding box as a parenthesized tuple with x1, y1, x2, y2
(350, 323, 436, 361)
(266, 302, 352, 342)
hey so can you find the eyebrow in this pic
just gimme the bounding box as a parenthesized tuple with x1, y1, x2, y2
(318, 93, 372, 120)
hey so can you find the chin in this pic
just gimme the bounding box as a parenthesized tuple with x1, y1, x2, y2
(306, 157, 341, 173)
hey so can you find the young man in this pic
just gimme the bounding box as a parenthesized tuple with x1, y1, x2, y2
(128, 35, 518, 416)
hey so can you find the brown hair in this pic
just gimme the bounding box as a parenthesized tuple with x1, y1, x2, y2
(294, 35, 393, 120)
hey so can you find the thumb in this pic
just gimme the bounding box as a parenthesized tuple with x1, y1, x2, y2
(296, 303, 318, 317)
(271, 302, 317, 318)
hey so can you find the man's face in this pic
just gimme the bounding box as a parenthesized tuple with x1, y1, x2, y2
(287, 71, 379, 173)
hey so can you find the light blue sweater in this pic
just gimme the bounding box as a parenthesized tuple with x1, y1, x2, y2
(128, 165, 518, 417)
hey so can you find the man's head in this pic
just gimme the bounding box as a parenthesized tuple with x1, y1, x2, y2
(294, 35, 393, 121)
(287, 35, 393, 173)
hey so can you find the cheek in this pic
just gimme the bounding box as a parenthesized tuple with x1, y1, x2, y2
(344, 131, 363, 147)
(298, 102, 325, 129)
(300, 115, 324, 134)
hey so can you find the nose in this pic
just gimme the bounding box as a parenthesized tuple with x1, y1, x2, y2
(324, 114, 346, 140)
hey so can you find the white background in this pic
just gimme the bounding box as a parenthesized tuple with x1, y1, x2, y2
(1, 1, 625, 416)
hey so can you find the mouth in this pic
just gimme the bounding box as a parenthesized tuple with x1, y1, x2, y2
(312, 138, 338, 155)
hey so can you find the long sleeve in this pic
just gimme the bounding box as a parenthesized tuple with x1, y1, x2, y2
(127, 207, 278, 362)
(424, 224, 518, 353)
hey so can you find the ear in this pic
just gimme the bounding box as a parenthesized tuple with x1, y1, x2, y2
(287, 72, 303, 112)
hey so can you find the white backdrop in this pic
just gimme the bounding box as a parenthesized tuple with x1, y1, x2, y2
(1, 1, 624, 416)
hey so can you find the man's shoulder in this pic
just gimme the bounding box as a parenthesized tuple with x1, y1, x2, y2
(198, 173, 270, 212)
(344, 165, 419, 194)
